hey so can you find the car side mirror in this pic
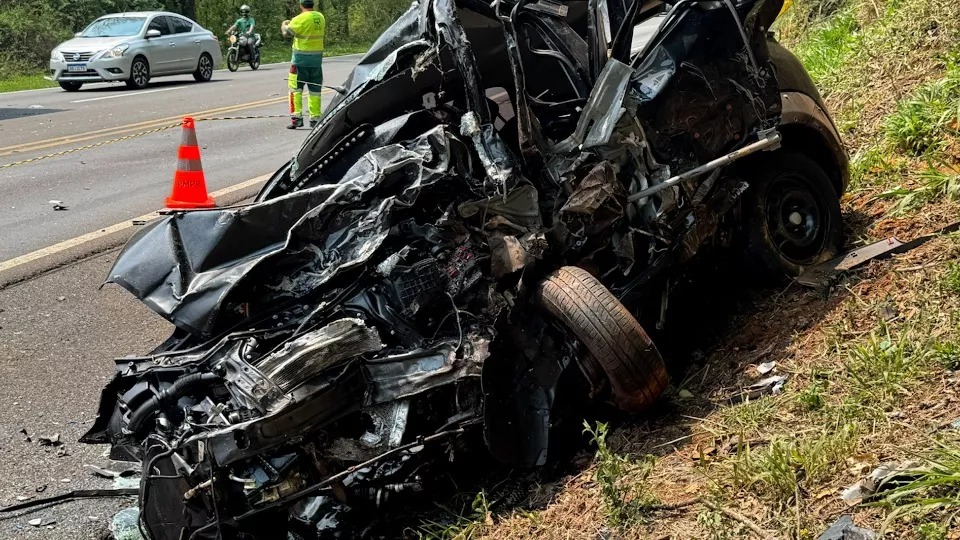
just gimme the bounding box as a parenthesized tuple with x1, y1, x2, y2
(146, 29, 161, 38)
(75, 32, 82, 37)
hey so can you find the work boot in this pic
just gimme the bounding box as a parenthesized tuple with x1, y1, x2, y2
(309, 119, 319, 129)
(287, 116, 303, 130)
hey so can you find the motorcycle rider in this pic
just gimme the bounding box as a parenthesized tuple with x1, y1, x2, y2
(281, 0, 325, 129)
(226, 5, 256, 61)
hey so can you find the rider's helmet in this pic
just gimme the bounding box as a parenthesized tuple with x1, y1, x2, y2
(240, 5, 251, 16)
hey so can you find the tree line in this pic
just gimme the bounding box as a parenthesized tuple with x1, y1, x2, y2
(0, 0, 411, 76)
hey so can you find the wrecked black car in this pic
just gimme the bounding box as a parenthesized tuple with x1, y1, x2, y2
(82, 0, 847, 537)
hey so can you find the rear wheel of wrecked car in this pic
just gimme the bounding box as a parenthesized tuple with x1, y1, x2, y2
(536, 266, 668, 413)
(743, 152, 844, 278)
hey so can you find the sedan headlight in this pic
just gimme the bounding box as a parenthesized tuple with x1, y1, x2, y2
(100, 44, 130, 59)
(51, 50, 64, 62)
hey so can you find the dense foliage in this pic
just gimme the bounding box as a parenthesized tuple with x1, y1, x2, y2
(0, 0, 410, 76)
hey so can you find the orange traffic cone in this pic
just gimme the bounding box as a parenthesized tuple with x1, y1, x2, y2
(165, 117, 215, 209)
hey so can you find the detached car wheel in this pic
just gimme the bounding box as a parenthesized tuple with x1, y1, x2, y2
(536, 266, 668, 412)
(193, 53, 214, 82)
(126, 57, 150, 89)
(743, 152, 844, 277)
(59, 81, 82, 92)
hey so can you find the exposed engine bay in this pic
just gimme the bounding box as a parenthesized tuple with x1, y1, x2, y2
(80, 0, 846, 537)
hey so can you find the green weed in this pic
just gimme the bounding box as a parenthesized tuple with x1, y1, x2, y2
(418, 491, 492, 540)
(731, 424, 858, 503)
(933, 342, 960, 371)
(941, 262, 960, 296)
(584, 421, 659, 529)
(879, 164, 960, 216)
(850, 146, 900, 190)
(916, 522, 948, 540)
(843, 327, 932, 406)
(792, 8, 860, 88)
(884, 57, 960, 155)
(716, 396, 781, 437)
(797, 379, 827, 412)
(879, 438, 960, 531)
(696, 506, 736, 540)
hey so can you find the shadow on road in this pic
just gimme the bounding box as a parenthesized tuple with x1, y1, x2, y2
(0, 107, 67, 120)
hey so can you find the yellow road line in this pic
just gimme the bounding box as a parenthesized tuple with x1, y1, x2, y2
(0, 97, 284, 157)
(2, 88, 335, 157)
(0, 174, 270, 274)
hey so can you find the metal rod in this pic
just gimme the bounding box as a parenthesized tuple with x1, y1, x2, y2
(627, 131, 781, 202)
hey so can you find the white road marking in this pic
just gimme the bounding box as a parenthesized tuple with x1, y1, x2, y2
(0, 173, 270, 273)
(70, 86, 188, 103)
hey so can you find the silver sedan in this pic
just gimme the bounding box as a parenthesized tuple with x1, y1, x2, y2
(49, 12, 223, 92)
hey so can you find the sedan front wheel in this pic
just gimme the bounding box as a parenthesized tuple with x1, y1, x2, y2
(126, 57, 150, 90)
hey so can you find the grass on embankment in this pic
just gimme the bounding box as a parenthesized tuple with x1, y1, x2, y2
(0, 73, 57, 92)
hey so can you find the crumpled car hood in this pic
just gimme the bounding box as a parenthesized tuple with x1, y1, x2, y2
(108, 123, 459, 336)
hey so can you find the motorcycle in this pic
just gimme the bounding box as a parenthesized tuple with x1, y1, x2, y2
(226, 32, 261, 71)
(83, 0, 847, 538)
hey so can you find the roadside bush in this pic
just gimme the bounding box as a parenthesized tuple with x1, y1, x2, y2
(0, 5, 71, 77)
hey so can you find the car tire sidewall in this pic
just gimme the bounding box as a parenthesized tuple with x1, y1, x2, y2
(127, 57, 150, 89)
(742, 152, 844, 278)
(194, 53, 213, 82)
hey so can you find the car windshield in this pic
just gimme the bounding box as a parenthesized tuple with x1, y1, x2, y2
(80, 17, 146, 37)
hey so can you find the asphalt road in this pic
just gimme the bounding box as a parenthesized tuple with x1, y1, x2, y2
(0, 56, 361, 262)
(0, 249, 171, 538)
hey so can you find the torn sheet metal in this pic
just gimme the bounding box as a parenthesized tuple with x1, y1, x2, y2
(108, 126, 462, 336)
(797, 219, 960, 288)
(256, 318, 383, 393)
(366, 334, 490, 404)
(553, 59, 635, 153)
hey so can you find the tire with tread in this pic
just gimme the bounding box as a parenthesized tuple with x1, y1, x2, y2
(536, 266, 668, 412)
(59, 81, 82, 92)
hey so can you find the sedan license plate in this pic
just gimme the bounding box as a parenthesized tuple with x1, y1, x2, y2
(67, 64, 87, 72)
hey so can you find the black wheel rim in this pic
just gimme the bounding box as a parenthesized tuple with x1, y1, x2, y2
(133, 61, 148, 87)
(228, 51, 238, 70)
(763, 173, 830, 264)
(200, 55, 212, 79)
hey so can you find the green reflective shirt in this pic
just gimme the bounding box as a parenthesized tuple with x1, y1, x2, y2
(234, 16, 255, 34)
(288, 11, 325, 53)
